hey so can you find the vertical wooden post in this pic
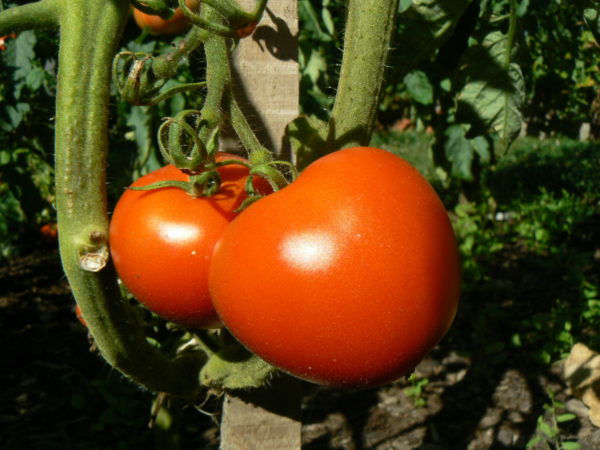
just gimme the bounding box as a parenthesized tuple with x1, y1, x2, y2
(219, 1, 302, 449)
(226, 0, 299, 156)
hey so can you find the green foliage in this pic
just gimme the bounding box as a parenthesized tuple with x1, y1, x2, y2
(521, 0, 600, 136)
(300, 0, 600, 184)
(298, 0, 345, 119)
(0, 15, 200, 256)
(405, 373, 429, 407)
(0, 26, 57, 257)
(527, 390, 581, 449)
(449, 136, 600, 370)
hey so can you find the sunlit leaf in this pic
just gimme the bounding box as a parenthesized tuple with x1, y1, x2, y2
(584, 6, 600, 44)
(557, 413, 577, 423)
(456, 31, 524, 148)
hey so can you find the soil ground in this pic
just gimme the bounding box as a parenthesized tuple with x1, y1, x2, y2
(2, 246, 600, 449)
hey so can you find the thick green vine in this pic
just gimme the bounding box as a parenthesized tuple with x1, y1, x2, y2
(1, 0, 203, 398)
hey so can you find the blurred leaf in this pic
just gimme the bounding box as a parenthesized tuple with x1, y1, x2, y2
(321, 3, 335, 36)
(443, 123, 472, 180)
(394, 0, 472, 76)
(404, 70, 433, 105)
(2, 102, 30, 130)
(516, 0, 530, 17)
(25, 66, 46, 91)
(539, 420, 556, 438)
(399, 0, 412, 13)
(5, 31, 37, 99)
(584, 5, 600, 44)
(526, 435, 542, 448)
(557, 413, 577, 423)
(302, 47, 327, 84)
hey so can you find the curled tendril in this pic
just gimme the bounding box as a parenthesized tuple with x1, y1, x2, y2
(158, 110, 219, 172)
(128, 168, 222, 198)
(113, 51, 206, 106)
(179, 0, 265, 38)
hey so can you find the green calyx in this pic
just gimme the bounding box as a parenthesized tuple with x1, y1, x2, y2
(179, 0, 265, 38)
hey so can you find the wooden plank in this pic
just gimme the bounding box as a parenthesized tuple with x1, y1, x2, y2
(220, 375, 302, 450)
(229, 0, 299, 156)
(219, 1, 302, 449)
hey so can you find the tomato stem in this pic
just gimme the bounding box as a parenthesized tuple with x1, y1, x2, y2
(200, 18, 230, 141)
(328, 0, 399, 149)
(0, 0, 58, 34)
(53, 0, 202, 398)
(152, 25, 211, 79)
(228, 94, 272, 163)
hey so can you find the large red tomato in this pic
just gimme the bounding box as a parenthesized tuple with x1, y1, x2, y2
(109, 153, 267, 328)
(133, 0, 199, 36)
(209, 147, 460, 388)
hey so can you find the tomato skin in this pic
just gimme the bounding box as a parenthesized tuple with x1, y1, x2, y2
(109, 153, 266, 328)
(133, 0, 199, 36)
(75, 304, 87, 328)
(209, 147, 460, 388)
(40, 223, 58, 242)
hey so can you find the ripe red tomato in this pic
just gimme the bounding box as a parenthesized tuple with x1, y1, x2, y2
(209, 147, 460, 388)
(40, 223, 58, 242)
(133, 0, 199, 36)
(109, 153, 268, 328)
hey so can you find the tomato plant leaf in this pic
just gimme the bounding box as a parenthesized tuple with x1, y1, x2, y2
(199, 344, 276, 390)
(556, 413, 577, 423)
(394, 0, 472, 76)
(456, 31, 524, 148)
(5, 30, 36, 99)
(538, 419, 556, 438)
(2, 102, 30, 130)
(404, 70, 434, 105)
(584, 6, 600, 45)
(444, 124, 472, 180)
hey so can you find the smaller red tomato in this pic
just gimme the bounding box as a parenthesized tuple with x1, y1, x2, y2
(40, 223, 58, 243)
(133, 0, 199, 36)
(109, 153, 269, 328)
(236, 21, 258, 38)
(0, 33, 16, 51)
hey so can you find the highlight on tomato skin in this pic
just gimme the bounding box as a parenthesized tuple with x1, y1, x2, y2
(108, 153, 267, 329)
(208, 146, 461, 389)
(132, 0, 199, 36)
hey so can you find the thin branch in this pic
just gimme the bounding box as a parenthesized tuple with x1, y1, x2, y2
(0, 0, 59, 34)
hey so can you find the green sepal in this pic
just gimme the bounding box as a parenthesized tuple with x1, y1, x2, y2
(199, 343, 277, 390)
(234, 194, 262, 213)
(128, 180, 192, 192)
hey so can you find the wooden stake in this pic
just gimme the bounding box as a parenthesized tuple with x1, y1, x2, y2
(219, 1, 302, 449)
